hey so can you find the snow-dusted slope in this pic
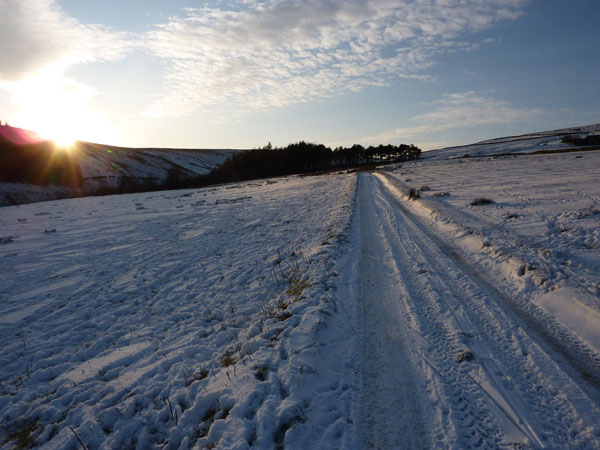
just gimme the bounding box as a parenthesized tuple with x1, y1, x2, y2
(0, 173, 358, 449)
(0, 141, 238, 206)
(75, 143, 237, 194)
(422, 123, 600, 160)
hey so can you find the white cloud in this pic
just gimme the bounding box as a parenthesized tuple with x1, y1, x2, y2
(0, 0, 132, 137)
(362, 91, 547, 144)
(0, 0, 130, 82)
(143, 0, 528, 117)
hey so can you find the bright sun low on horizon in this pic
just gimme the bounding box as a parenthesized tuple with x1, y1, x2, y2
(8, 73, 119, 148)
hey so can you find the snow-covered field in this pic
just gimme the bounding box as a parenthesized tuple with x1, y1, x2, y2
(2, 141, 600, 448)
(0, 174, 358, 449)
(387, 151, 600, 351)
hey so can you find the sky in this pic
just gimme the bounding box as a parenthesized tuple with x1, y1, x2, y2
(0, 0, 599, 150)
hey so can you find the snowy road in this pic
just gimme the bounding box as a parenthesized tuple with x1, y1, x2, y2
(354, 172, 600, 449)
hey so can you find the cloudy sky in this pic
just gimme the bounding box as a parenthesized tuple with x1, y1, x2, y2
(1, 0, 599, 149)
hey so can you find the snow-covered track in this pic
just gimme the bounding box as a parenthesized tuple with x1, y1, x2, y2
(355, 172, 600, 448)
(376, 172, 600, 393)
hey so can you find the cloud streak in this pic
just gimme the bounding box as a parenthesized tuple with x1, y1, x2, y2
(0, 0, 130, 82)
(362, 91, 548, 145)
(143, 0, 528, 117)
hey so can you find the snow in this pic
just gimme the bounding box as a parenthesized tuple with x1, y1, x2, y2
(75, 143, 236, 192)
(0, 173, 358, 449)
(534, 287, 600, 354)
(379, 149, 600, 355)
(2, 129, 600, 448)
(422, 123, 600, 160)
(350, 173, 600, 448)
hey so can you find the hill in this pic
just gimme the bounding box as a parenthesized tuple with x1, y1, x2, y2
(422, 123, 600, 160)
(0, 125, 238, 206)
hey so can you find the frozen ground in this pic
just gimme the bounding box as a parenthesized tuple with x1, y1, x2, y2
(2, 146, 600, 448)
(0, 174, 358, 449)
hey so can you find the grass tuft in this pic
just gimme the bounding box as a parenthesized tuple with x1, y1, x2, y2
(408, 187, 420, 200)
(286, 278, 310, 298)
(2, 419, 39, 449)
(277, 311, 292, 321)
(220, 354, 237, 367)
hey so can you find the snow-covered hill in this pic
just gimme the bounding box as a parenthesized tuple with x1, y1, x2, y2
(75, 142, 238, 194)
(422, 123, 600, 160)
(0, 138, 239, 206)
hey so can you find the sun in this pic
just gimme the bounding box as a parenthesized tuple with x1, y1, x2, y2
(35, 118, 78, 149)
(11, 74, 119, 149)
(31, 120, 78, 151)
(52, 134, 76, 150)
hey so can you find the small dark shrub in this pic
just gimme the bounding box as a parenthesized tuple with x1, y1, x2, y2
(255, 365, 269, 381)
(456, 350, 474, 363)
(408, 187, 420, 200)
(471, 198, 493, 206)
(562, 134, 600, 146)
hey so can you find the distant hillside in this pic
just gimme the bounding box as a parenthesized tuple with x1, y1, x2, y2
(0, 124, 238, 206)
(2, 123, 599, 206)
(422, 124, 600, 160)
(74, 142, 238, 194)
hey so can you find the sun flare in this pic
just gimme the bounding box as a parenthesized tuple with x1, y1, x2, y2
(11, 74, 119, 149)
(52, 134, 76, 149)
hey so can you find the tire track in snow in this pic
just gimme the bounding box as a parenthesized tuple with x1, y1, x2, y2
(358, 174, 504, 449)
(357, 173, 600, 448)
(356, 175, 431, 449)
(379, 172, 600, 401)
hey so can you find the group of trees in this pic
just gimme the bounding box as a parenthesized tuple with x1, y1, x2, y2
(1, 122, 421, 196)
(562, 134, 600, 147)
(109, 141, 421, 194)
(202, 141, 421, 184)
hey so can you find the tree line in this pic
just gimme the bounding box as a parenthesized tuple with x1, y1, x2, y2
(1, 127, 421, 196)
(201, 141, 421, 184)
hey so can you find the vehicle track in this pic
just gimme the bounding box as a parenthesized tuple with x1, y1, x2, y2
(357, 173, 600, 449)
(377, 172, 600, 397)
